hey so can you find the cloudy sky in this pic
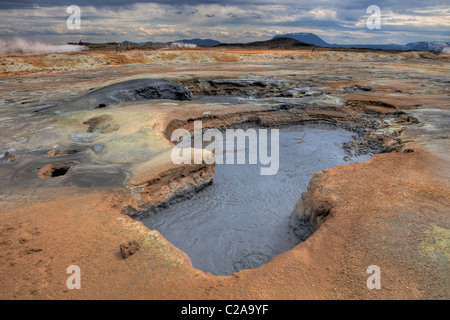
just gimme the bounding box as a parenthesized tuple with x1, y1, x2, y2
(0, 0, 449, 44)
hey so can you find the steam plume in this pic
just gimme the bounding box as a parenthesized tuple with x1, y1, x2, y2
(169, 42, 197, 49)
(0, 38, 85, 55)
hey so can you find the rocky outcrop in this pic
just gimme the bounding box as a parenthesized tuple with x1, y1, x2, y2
(293, 172, 334, 231)
(164, 99, 417, 157)
(124, 149, 216, 215)
(181, 78, 310, 98)
(92, 78, 192, 103)
(52, 79, 192, 112)
(120, 240, 140, 258)
(0, 152, 16, 163)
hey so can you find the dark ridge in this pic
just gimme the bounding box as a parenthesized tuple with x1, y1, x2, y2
(216, 37, 314, 50)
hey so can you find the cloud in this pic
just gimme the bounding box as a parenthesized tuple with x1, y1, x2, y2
(0, 1, 448, 45)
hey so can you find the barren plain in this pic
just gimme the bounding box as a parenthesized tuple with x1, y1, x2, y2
(0, 47, 449, 299)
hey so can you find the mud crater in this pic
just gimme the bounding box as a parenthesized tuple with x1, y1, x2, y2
(138, 124, 372, 276)
(128, 77, 419, 276)
(38, 162, 76, 178)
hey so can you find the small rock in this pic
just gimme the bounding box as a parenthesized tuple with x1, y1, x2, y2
(275, 104, 293, 111)
(122, 205, 138, 216)
(120, 240, 140, 259)
(0, 152, 16, 163)
(93, 144, 104, 153)
(69, 132, 100, 143)
(344, 85, 373, 93)
(358, 85, 373, 91)
(82, 115, 119, 134)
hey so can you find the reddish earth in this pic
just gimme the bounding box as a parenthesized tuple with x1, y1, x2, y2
(1, 146, 448, 299)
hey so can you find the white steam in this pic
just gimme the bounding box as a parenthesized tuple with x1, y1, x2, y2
(169, 42, 197, 49)
(0, 38, 85, 55)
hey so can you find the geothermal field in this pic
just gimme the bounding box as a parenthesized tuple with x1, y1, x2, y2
(0, 46, 449, 300)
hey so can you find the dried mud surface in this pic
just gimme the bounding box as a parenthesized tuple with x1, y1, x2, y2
(0, 48, 449, 299)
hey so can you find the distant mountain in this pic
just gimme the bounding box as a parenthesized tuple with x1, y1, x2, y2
(144, 41, 165, 45)
(273, 33, 403, 50)
(121, 41, 137, 45)
(217, 37, 312, 49)
(338, 41, 450, 52)
(115, 36, 449, 53)
(173, 38, 221, 46)
(120, 40, 166, 45)
(273, 33, 329, 47)
(246, 37, 312, 48)
(335, 43, 406, 51)
(274, 33, 449, 52)
(405, 41, 450, 52)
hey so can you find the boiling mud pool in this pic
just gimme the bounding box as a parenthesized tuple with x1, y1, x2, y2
(140, 124, 371, 275)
